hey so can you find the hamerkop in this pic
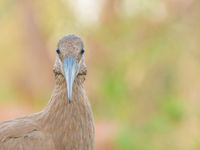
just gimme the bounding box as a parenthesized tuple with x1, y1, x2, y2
(0, 34, 95, 150)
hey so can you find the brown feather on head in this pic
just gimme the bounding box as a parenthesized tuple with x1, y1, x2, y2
(53, 34, 87, 103)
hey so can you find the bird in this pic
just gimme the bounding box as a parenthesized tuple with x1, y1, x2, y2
(0, 34, 95, 150)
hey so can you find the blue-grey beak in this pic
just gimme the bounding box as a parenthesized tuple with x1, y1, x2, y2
(63, 56, 79, 103)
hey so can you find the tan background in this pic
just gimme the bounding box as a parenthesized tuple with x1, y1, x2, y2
(0, 0, 200, 150)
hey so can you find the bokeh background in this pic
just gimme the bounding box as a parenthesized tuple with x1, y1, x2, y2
(0, 0, 200, 149)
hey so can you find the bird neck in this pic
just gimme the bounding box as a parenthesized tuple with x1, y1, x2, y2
(40, 74, 94, 150)
(44, 74, 89, 112)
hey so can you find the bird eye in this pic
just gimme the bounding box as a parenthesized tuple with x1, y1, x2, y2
(56, 47, 60, 54)
(81, 48, 85, 54)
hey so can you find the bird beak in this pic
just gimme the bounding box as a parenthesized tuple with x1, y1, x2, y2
(63, 56, 79, 103)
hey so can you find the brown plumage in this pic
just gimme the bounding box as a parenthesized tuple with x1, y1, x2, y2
(0, 34, 95, 150)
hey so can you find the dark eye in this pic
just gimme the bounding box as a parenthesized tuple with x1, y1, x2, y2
(81, 48, 85, 54)
(56, 47, 60, 54)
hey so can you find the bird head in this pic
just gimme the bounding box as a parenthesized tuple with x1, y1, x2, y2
(53, 34, 87, 103)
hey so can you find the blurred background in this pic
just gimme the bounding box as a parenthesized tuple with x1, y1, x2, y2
(0, 0, 200, 149)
